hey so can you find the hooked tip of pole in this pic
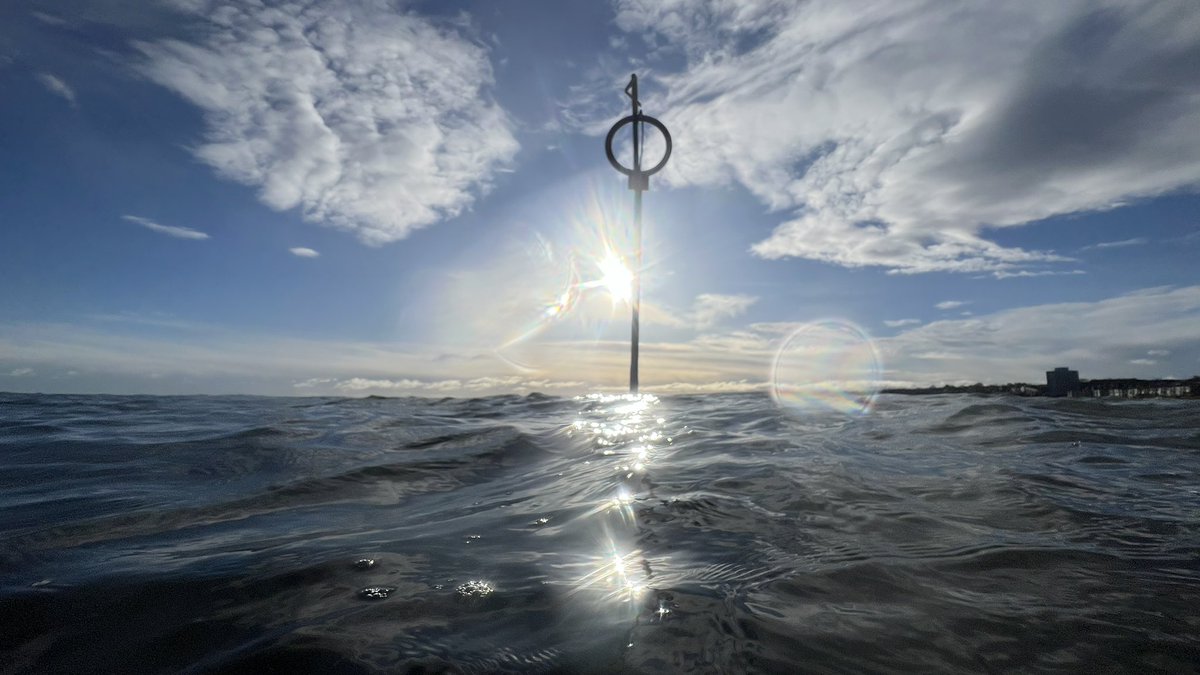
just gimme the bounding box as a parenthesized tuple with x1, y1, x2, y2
(605, 72, 670, 191)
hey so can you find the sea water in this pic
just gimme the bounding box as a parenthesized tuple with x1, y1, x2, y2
(1, 391, 1198, 673)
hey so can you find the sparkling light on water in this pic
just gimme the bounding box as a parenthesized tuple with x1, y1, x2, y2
(770, 319, 883, 415)
(558, 393, 674, 613)
(575, 544, 648, 604)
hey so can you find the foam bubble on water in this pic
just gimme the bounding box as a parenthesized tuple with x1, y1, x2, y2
(456, 580, 494, 599)
(771, 319, 882, 416)
(358, 586, 395, 600)
(455, 580, 495, 608)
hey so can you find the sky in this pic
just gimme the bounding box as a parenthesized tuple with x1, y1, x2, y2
(1, 0, 1198, 397)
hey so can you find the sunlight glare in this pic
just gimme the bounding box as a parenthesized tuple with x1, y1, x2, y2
(597, 251, 633, 304)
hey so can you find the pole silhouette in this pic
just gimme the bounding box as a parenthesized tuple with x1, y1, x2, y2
(605, 74, 672, 394)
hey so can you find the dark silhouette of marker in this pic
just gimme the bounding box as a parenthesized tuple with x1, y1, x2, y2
(606, 74, 672, 394)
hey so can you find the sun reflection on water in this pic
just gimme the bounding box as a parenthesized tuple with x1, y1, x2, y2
(557, 393, 676, 615)
(568, 539, 648, 604)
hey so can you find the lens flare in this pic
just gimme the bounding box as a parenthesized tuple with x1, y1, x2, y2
(425, 176, 678, 377)
(495, 252, 582, 358)
(771, 319, 882, 415)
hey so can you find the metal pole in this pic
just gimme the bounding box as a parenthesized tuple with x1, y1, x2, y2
(629, 77, 642, 395)
(603, 74, 671, 396)
(630, 189, 642, 394)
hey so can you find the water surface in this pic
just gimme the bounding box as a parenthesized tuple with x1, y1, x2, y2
(1, 392, 1198, 673)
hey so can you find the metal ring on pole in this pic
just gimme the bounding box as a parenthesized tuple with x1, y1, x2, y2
(605, 114, 672, 188)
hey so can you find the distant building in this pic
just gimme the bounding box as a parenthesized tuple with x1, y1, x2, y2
(1046, 367, 1081, 397)
(1083, 378, 1198, 399)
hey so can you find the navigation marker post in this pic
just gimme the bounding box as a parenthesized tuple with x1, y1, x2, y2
(605, 74, 672, 394)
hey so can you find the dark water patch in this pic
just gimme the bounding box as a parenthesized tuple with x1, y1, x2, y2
(923, 403, 1037, 435)
(0, 421, 69, 438)
(1019, 428, 1200, 450)
(1077, 454, 1129, 464)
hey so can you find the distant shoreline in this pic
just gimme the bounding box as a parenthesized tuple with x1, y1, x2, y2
(883, 376, 1200, 399)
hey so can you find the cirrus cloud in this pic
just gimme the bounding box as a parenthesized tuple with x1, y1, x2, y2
(37, 73, 77, 107)
(1083, 237, 1149, 251)
(692, 293, 758, 328)
(122, 215, 210, 240)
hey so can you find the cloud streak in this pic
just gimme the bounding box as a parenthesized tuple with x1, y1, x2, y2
(37, 73, 76, 107)
(692, 293, 757, 328)
(990, 269, 1087, 279)
(122, 215, 210, 240)
(135, 0, 519, 245)
(328, 376, 588, 393)
(289, 247, 319, 258)
(615, 0, 1200, 275)
(1082, 238, 1148, 250)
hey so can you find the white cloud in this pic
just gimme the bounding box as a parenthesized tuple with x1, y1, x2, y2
(289, 247, 319, 258)
(991, 269, 1086, 279)
(31, 11, 69, 26)
(294, 377, 334, 388)
(7, 367, 34, 377)
(639, 293, 760, 330)
(1083, 237, 1148, 250)
(648, 379, 766, 393)
(330, 376, 588, 394)
(935, 300, 968, 310)
(331, 372, 743, 395)
(335, 377, 458, 392)
(37, 73, 76, 107)
(615, 0, 1200, 274)
(880, 286, 1200, 384)
(4, 286, 1198, 394)
(692, 293, 757, 328)
(134, 0, 518, 245)
(122, 215, 210, 240)
(1129, 358, 1157, 366)
(883, 319, 921, 328)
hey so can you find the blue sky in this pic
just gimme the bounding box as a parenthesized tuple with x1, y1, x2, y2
(1, 0, 1198, 396)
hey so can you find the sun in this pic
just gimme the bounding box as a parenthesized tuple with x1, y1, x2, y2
(597, 251, 633, 304)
